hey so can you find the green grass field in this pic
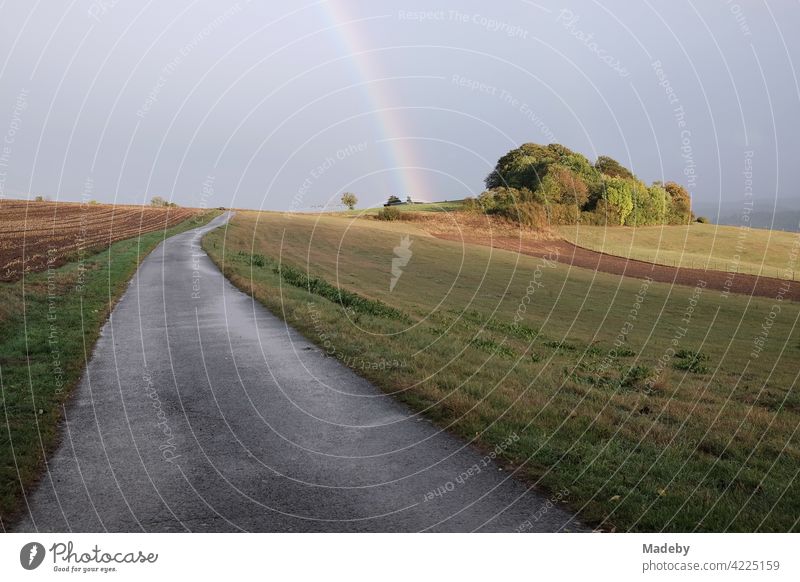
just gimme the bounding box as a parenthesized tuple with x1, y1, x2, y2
(335, 199, 466, 216)
(558, 223, 800, 279)
(0, 210, 219, 527)
(204, 211, 800, 532)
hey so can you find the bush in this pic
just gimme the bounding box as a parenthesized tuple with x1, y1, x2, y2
(462, 197, 482, 213)
(665, 181, 692, 224)
(376, 206, 402, 221)
(580, 199, 620, 226)
(696, 216, 710, 224)
(494, 201, 548, 228)
(545, 203, 580, 225)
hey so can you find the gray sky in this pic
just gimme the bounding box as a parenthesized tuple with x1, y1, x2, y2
(0, 1, 797, 218)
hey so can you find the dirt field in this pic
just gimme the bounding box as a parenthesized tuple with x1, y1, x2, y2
(432, 231, 799, 302)
(0, 200, 200, 281)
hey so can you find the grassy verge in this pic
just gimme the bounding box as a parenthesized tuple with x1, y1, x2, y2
(558, 223, 800, 279)
(204, 211, 799, 532)
(0, 210, 220, 528)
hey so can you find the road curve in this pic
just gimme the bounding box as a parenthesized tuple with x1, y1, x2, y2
(15, 213, 583, 532)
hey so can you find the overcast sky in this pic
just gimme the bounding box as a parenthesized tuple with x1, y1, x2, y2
(0, 1, 797, 218)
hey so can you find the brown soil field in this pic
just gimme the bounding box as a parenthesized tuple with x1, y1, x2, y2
(429, 225, 798, 302)
(0, 200, 201, 281)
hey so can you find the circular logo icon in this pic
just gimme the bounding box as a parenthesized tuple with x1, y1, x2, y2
(20, 542, 46, 570)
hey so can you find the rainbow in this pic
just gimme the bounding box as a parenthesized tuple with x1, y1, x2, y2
(321, 2, 428, 202)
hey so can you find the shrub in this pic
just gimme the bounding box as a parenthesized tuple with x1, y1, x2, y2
(580, 199, 620, 226)
(665, 181, 692, 224)
(462, 197, 482, 213)
(376, 206, 402, 221)
(496, 201, 548, 228)
(696, 216, 710, 224)
(545, 203, 581, 225)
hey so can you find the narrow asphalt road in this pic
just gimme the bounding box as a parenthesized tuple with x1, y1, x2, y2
(16, 213, 583, 532)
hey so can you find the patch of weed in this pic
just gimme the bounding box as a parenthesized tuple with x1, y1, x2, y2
(673, 350, 710, 374)
(469, 337, 516, 358)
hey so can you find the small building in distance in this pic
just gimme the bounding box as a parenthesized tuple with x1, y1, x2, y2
(383, 195, 427, 207)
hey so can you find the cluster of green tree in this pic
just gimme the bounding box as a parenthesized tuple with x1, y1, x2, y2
(469, 143, 692, 227)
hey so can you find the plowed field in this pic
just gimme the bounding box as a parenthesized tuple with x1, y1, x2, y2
(0, 200, 200, 281)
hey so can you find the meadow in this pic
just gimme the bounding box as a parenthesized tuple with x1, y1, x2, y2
(558, 222, 800, 280)
(204, 211, 800, 532)
(0, 210, 219, 528)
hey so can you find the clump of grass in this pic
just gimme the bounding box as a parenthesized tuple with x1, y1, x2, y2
(673, 350, 710, 374)
(469, 337, 515, 358)
(564, 361, 621, 389)
(234, 250, 270, 268)
(503, 322, 540, 341)
(620, 364, 653, 389)
(276, 262, 411, 323)
(586, 343, 604, 356)
(450, 310, 539, 341)
(542, 339, 577, 351)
